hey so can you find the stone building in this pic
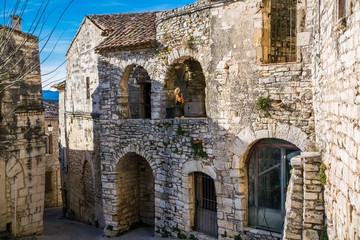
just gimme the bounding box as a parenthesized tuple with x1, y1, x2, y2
(44, 100, 62, 208)
(0, 23, 45, 236)
(62, 0, 360, 239)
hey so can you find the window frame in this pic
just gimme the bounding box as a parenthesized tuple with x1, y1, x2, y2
(261, 0, 299, 64)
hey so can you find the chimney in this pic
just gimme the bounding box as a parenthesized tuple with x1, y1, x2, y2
(10, 15, 21, 31)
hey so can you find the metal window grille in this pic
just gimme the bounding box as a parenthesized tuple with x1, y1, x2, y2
(269, 0, 297, 63)
(195, 173, 218, 237)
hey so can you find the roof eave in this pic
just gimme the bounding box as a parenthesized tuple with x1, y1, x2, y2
(95, 40, 157, 53)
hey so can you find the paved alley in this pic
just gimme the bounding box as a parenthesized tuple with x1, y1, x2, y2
(21, 208, 167, 240)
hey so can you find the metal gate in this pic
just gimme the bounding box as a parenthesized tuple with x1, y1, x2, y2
(195, 173, 218, 237)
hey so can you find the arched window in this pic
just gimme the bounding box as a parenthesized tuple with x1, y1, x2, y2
(116, 153, 155, 233)
(164, 57, 206, 118)
(120, 65, 151, 119)
(247, 138, 300, 232)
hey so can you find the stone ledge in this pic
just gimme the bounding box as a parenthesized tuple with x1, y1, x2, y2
(244, 227, 282, 239)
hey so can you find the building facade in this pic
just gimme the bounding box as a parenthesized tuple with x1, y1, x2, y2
(44, 100, 62, 208)
(62, 0, 360, 239)
(0, 25, 45, 236)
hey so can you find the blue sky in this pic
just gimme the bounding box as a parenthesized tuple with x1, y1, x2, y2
(2, 0, 196, 89)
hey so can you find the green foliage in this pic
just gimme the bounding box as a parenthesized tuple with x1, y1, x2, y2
(234, 234, 242, 240)
(157, 226, 170, 238)
(255, 96, 271, 113)
(174, 148, 180, 154)
(191, 139, 208, 158)
(177, 232, 187, 239)
(189, 234, 198, 240)
(176, 125, 186, 135)
(165, 121, 173, 128)
(172, 224, 186, 239)
(320, 163, 327, 185)
(320, 224, 329, 240)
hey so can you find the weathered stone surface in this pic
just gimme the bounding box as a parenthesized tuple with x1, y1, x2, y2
(0, 26, 45, 236)
(61, 0, 360, 239)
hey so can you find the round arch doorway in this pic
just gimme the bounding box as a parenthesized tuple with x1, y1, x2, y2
(116, 153, 155, 233)
(247, 138, 300, 232)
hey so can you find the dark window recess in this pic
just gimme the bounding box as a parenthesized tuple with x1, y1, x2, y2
(46, 134, 53, 154)
(86, 77, 90, 99)
(144, 82, 151, 119)
(45, 172, 52, 192)
(6, 223, 11, 233)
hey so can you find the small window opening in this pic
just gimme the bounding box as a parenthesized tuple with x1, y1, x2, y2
(6, 223, 12, 233)
(86, 77, 90, 99)
(45, 134, 53, 154)
(144, 82, 151, 119)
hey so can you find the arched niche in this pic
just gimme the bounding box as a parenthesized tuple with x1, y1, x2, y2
(164, 57, 206, 118)
(120, 65, 152, 119)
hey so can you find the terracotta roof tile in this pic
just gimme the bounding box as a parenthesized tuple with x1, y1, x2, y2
(88, 12, 157, 52)
(44, 100, 59, 119)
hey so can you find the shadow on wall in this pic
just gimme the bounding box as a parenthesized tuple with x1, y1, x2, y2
(59, 82, 104, 228)
(84, 56, 315, 239)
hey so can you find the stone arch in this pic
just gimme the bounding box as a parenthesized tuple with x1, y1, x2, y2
(111, 144, 156, 175)
(163, 56, 206, 118)
(230, 124, 310, 230)
(103, 145, 158, 237)
(119, 64, 152, 119)
(5, 156, 25, 236)
(114, 152, 155, 234)
(181, 161, 221, 235)
(231, 124, 311, 169)
(182, 161, 217, 181)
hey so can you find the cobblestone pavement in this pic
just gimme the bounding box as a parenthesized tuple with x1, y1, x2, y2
(21, 208, 168, 240)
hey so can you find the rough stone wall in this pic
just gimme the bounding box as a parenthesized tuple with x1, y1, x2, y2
(63, 0, 325, 239)
(44, 118, 62, 208)
(283, 153, 324, 240)
(0, 27, 44, 236)
(95, 0, 317, 239)
(63, 18, 105, 227)
(312, 0, 360, 239)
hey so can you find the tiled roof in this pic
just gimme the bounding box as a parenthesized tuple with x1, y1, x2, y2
(44, 100, 59, 119)
(88, 12, 157, 52)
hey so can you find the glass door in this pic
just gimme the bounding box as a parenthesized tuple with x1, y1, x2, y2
(248, 139, 300, 232)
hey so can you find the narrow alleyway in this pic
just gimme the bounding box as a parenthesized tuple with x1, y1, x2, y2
(21, 208, 167, 240)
